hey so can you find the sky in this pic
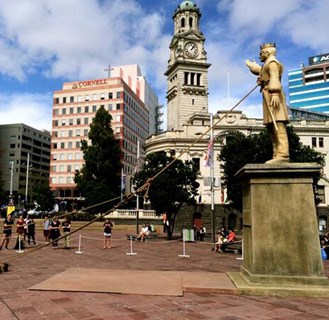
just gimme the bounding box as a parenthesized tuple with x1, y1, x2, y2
(0, 0, 328, 132)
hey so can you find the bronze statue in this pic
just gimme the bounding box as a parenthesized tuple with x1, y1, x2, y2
(246, 43, 290, 164)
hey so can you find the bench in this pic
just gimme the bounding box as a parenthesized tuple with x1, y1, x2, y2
(221, 241, 242, 254)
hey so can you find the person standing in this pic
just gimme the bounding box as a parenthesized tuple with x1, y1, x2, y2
(0, 214, 14, 250)
(26, 216, 37, 247)
(49, 217, 61, 249)
(246, 43, 289, 164)
(14, 215, 25, 250)
(43, 215, 51, 243)
(103, 218, 113, 249)
(62, 216, 71, 249)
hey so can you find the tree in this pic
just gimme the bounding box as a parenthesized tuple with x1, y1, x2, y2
(32, 182, 55, 211)
(220, 126, 325, 211)
(74, 106, 122, 214)
(133, 151, 199, 239)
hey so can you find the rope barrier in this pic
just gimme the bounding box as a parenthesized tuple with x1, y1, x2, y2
(1, 85, 257, 269)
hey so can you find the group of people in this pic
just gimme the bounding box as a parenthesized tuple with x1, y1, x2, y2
(0, 214, 71, 251)
(320, 232, 329, 260)
(214, 227, 236, 253)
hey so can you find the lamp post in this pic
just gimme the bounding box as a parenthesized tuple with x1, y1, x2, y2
(24, 153, 33, 205)
(9, 161, 14, 197)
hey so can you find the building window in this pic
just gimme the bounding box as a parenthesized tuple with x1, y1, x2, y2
(116, 103, 121, 110)
(70, 96, 74, 103)
(68, 141, 73, 148)
(77, 119, 81, 125)
(84, 118, 88, 125)
(93, 94, 98, 100)
(60, 142, 65, 149)
(181, 18, 185, 28)
(69, 119, 74, 125)
(67, 165, 72, 172)
(77, 95, 83, 102)
(312, 137, 317, 147)
(85, 106, 89, 113)
(76, 141, 80, 148)
(77, 107, 81, 113)
(192, 157, 200, 174)
(69, 107, 74, 114)
(62, 108, 66, 115)
(189, 17, 193, 27)
(63, 97, 67, 103)
(100, 93, 105, 100)
(319, 137, 324, 148)
(85, 95, 90, 101)
(84, 129, 88, 136)
(68, 130, 73, 137)
(54, 98, 59, 104)
(92, 105, 97, 112)
(109, 92, 113, 99)
(116, 92, 121, 99)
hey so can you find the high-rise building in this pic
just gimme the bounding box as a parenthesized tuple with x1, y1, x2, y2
(288, 53, 329, 113)
(0, 124, 51, 204)
(50, 66, 158, 201)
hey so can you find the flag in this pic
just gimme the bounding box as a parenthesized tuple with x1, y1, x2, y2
(204, 138, 214, 167)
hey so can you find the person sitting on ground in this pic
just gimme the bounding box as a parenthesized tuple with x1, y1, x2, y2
(136, 224, 151, 242)
(198, 224, 206, 241)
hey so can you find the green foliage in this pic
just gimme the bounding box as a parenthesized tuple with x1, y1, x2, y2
(220, 126, 325, 211)
(74, 106, 121, 213)
(133, 151, 200, 239)
(32, 182, 55, 211)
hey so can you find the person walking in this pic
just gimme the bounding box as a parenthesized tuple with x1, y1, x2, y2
(13, 214, 25, 250)
(0, 214, 14, 250)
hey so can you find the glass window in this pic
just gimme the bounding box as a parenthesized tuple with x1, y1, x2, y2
(85, 106, 89, 113)
(312, 137, 317, 147)
(319, 137, 324, 148)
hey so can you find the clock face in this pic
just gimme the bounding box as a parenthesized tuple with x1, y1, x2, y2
(184, 42, 198, 58)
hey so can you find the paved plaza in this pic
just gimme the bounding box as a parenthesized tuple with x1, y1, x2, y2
(0, 228, 329, 320)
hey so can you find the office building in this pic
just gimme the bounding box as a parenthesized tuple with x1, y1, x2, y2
(50, 66, 158, 200)
(288, 53, 329, 113)
(0, 124, 51, 204)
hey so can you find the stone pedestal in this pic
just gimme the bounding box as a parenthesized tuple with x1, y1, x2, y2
(228, 163, 329, 297)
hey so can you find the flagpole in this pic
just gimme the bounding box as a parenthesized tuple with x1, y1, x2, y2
(136, 139, 140, 234)
(210, 114, 215, 244)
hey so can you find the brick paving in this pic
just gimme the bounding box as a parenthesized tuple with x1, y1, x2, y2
(0, 228, 329, 319)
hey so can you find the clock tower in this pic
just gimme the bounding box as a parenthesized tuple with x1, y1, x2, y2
(165, 0, 211, 130)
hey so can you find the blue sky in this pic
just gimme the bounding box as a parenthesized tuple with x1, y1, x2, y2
(0, 0, 328, 131)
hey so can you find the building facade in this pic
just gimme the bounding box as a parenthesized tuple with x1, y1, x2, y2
(166, 0, 211, 131)
(288, 53, 329, 113)
(0, 124, 51, 205)
(144, 1, 329, 232)
(50, 68, 157, 200)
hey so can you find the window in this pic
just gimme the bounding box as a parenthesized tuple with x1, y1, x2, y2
(60, 142, 65, 149)
(93, 94, 98, 100)
(312, 137, 317, 147)
(77, 95, 83, 102)
(69, 107, 74, 114)
(77, 107, 81, 113)
(68, 130, 73, 137)
(85, 95, 90, 101)
(109, 92, 113, 99)
(67, 165, 72, 172)
(108, 104, 113, 111)
(189, 17, 193, 27)
(77, 118, 81, 125)
(92, 105, 97, 112)
(68, 141, 73, 148)
(63, 97, 67, 103)
(192, 158, 200, 173)
(69, 119, 74, 125)
(76, 129, 80, 136)
(84, 129, 88, 136)
(319, 137, 324, 148)
(70, 96, 74, 103)
(68, 153, 73, 160)
(100, 93, 105, 100)
(116, 115, 121, 122)
(84, 118, 88, 125)
(85, 106, 89, 113)
(181, 18, 185, 28)
(75, 153, 81, 160)
(62, 108, 66, 115)
(116, 92, 121, 99)
(116, 103, 121, 110)
(54, 98, 59, 104)
(60, 154, 65, 160)
(76, 141, 80, 148)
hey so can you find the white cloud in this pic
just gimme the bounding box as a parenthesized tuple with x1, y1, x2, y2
(0, 93, 52, 131)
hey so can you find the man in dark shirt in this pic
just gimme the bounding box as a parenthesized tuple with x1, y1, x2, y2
(0, 214, 14, 250)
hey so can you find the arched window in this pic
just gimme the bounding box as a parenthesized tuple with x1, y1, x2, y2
(181, 18, 185, 28)
(189, 17, 193, 27)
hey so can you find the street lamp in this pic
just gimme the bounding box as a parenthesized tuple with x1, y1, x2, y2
(24, 153, 33, 205)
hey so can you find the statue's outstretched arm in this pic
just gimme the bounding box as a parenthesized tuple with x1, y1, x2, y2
(245, 59, 261, 75)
